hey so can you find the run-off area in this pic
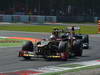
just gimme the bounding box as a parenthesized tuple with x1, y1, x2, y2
(0, 37, 26, 47)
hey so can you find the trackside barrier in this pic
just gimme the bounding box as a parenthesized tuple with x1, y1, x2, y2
(12, 15, 21, 22)
(0, 15, 56, 23)
(3, 15, 12, 22)
(98, 20, 100, 33)
(45, 16, 56, 23)
(0, 15, 3, 22)
(57, 16, 95, 22)
(20, 15, 29, 23)
(30, 16, 45, 23)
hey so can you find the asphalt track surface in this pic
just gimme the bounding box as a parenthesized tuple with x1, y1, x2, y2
(0, 30, 100, 72)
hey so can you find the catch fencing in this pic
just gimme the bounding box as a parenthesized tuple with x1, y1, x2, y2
(0, 15, 57, 23)
(0, 15, 98, 23)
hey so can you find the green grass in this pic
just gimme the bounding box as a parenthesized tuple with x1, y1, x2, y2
(0, 38, 26, 47)
(78, 25, 98, 34)
(0, 25, 98, 34)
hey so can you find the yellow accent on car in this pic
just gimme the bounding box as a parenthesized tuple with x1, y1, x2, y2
(29, 54, 34, 56)
(24, 54, 29, 56)
(48, 56, 61, 58)
(24, 54, 34, 56)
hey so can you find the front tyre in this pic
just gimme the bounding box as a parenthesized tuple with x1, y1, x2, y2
(23, 56, 31, 60)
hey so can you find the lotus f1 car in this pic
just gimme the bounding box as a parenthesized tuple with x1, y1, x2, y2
(19, 39, 69, 60)
(18, 26, 89, 60)
(19, 35, 83, 60)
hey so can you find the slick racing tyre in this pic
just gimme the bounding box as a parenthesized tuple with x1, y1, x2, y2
(23, 56, 31, 60)
(22, 41, 34, 51)
(82, 35, 89, 49)
(58, 41, 68, 52)
(58, 41, 69, 60)
(83, 35, 89, 43)
(73, 40, 83, 56)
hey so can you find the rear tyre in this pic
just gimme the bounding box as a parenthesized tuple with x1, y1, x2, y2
(83, 43, 89, 49)
(58, 41, 69, 60)
(22, 41, 34, 51)
(82, 35, 89, 49)
(73, 40, 83, 56)
(58, 41, 67, 52)
(84, 35, 89, 43)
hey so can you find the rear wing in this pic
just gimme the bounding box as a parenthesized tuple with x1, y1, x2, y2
(67, 26, 80, 30)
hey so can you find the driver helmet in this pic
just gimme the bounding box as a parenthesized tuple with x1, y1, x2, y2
(49, 35, 56, 40)
(52, 27, 60, 37)
(71, 26, 75, 31)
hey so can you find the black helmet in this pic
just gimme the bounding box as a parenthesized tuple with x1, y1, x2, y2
(61, 34, 68, 41)
(52, 27, 60, 32)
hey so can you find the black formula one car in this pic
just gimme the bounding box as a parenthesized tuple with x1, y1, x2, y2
(19, 39, 69, 60)
(18, 26, 89, 60)
(19, 35, 83, 60)
(66, 26, 89, 49)
(76, 34, 89, 49)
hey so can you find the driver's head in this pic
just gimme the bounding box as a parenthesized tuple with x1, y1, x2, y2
(52, 31, 59, 36)
(71, 26, 75, 31)
(61, 34, 68, 41)
(53, 27, 59, 30)
(50, 35, 56, 41)
(52, 27, 60, 36)
(70, 26, 75, 35)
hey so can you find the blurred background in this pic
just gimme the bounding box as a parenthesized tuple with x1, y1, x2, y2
(0, 0, 99, 23)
